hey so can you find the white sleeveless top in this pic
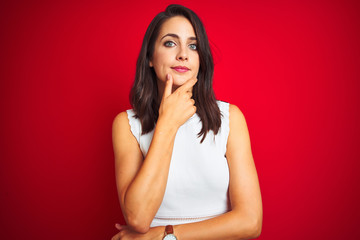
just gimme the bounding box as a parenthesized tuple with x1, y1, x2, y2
(127, 101, 231, 227)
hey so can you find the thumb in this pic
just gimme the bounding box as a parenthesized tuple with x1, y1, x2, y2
(163, 74, 173, 99)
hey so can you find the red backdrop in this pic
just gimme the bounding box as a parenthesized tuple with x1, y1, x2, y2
(1, 0, 359, 239)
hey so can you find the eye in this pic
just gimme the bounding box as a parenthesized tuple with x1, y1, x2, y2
(189, 43, 197, 50)
(164, 41, 176, 47)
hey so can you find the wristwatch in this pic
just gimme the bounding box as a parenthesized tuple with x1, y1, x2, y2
(163, 225, 177, 240)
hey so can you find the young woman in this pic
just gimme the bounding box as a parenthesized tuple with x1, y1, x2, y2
(112, 4, 262, 240)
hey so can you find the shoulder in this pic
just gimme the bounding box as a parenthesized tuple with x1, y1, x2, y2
(216, 101, 243, 116)
(112, 111, 143, 167)
(227, 104, 250, 145)
(112, 111, 133, 136)
(113, 111, 129, 128)
(113, 110, 142, 144)
(229, 104, 246, 122)
(216, 101, 246, 125)
(227, 104, 249, 136)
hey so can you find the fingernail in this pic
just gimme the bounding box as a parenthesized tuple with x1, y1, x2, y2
(166, 74, 170, 80)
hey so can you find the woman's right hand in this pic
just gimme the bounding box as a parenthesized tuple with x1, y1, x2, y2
(158, 74, 197, 130)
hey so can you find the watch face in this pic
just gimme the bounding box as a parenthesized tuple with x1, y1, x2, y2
(163, 234, 177, 240)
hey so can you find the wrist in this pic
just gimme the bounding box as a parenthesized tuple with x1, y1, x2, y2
(156, 117, 179, 135)
(163, 225, 178, 240)
(154, 226, 166, 240)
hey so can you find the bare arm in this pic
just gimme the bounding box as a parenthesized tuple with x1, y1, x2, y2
(112, 75, 197, 233)
(112, 104, 262, 240)
(173, 104, 263, 239)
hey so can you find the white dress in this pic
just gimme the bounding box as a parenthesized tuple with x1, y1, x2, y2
(127, 101, 231, 227)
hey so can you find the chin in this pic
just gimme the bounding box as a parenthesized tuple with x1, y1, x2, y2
(172, 74, 193, 86)
(172, 79, 187, 87)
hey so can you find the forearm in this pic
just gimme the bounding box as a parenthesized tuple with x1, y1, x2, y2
(123, 119, 178, 231)
(112, 210, 261, 240)
(118, 76, 197, 233)
(174, 209, 262, 240)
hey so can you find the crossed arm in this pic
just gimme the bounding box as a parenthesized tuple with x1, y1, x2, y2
(111, 77, 262, 240)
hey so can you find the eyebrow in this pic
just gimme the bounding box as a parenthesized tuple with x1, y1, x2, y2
(160, 33, 197, 41)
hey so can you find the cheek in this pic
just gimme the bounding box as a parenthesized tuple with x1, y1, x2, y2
(154, 48, 170, 64)
(152, 53, 170, 81)
(192, 55, 200, 76)
(153, 53, 170, 70)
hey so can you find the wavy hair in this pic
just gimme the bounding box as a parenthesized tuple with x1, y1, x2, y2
(130, 4, 221, 142)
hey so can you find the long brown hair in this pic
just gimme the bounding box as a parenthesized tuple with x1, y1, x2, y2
(130, 4, 221, 142)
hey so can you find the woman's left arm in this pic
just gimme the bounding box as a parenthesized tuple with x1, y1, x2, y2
(112, 104, 263, 240)
(174, 104, 263, 239)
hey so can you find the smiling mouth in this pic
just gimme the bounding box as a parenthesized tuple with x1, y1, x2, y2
(171, 66, 190, 73)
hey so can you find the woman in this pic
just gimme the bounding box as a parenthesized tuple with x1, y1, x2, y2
(112, 4, 262, 240)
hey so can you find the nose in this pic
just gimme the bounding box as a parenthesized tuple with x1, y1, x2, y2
(176, 46, 188, 61)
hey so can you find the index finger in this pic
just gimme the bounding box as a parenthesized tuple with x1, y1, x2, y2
(176, 77, 197, 93)
(163, 74, 173, 99)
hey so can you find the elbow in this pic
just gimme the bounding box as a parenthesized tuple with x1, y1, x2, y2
(251, 221, 262, 239)
(234, 213, 262, 239)
(126, 215, 151, 234)
(246, 215, 262, 239)
(122, 199, 152, 233)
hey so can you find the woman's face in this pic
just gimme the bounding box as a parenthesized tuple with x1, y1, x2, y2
(150, 16, 200, 91)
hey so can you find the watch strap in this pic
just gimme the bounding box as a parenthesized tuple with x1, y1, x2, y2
(165, 225, 174, 235)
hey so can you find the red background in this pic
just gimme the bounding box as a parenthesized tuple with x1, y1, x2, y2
(1, 0, 359, 239)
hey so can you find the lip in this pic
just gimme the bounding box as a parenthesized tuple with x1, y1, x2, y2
(171, 66, 190, 73)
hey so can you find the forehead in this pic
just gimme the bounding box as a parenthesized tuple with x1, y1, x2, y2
(158, 16, 196, 38)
